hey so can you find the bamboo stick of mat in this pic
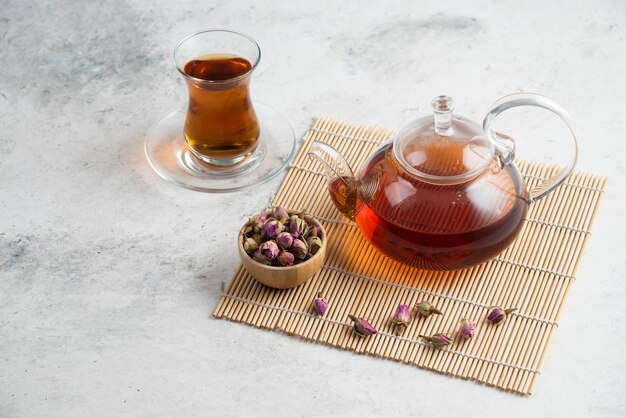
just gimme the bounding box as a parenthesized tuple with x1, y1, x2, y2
(214, 117, 607, 396)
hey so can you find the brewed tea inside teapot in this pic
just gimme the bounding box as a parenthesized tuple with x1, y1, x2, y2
(309, 93, 578, 270)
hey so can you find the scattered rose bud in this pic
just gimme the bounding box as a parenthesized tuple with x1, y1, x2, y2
(259, 240, 279, 260)
(348, 314, 377, 337)
(459, 318, 476, 340)
(486, 306, 517, 325)
(276, 232, 294, 249)
(262, 219, 284, 239)
(391, 304, 411, 334)
(272, 206, 289, 223)
(276, 251, 295, 266)
(312, 292, 328, 315)
(252, 249, 272, 265)
(289, 215, 308, 238)
(420, 333, 453, 348)
(414, 301, 443, 318)
(306, 236, 322, 255)
(243, 237, 259, 255)
(290, 238, 308, 259)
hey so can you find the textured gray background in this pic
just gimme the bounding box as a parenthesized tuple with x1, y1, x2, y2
(1, 0, 625, 417)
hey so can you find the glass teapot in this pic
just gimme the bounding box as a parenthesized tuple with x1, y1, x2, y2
(309, 93, 578, 270)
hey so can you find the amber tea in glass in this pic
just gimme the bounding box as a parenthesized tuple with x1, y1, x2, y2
(183, 54, 259, 163)
(174, 30, 261, 167)
(329, 143, 528, 270)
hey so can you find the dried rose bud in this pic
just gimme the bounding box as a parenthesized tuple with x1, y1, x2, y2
(487, 306, 517, 325)
(348, 314, 377, 337)
(252, 249, 272, 265)
(414, 301, 443, 318)
(244, 210, 270, 234)
(247, 215, 262, 233)
(257, 210, 271, 223)
(243, 217, 256, 235)
(289, 215, 308, 238)
(262, 219, 284, 239)
(260, 240, 279, 260)
(272, 206, 289, 223)
(459, 318, 476, 340)
(312, 292, 328, 315)
(276, 251, 295, 266)
(242, 237, 258, 255)
(250, 232, 262, 245)
(306, 225, 322, 238)
(420, 333, 453, 348)
(306, 236, 322, 255)
(391, 304, 411, 334)
(290, 238, 308, 259)
(276, 232, 294, 249)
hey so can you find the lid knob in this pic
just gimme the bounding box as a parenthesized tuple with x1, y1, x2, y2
(431, 95, 455, 136)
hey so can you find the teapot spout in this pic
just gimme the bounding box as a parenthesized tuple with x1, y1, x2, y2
(308, 141, 359, 221)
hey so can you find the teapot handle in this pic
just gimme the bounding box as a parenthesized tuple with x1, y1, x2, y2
(482, 93, 579, 203)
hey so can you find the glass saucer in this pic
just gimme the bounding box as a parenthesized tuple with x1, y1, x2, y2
(144, 102, 296, 193)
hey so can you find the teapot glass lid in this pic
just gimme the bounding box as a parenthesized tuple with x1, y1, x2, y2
(393, 96, 495, 185)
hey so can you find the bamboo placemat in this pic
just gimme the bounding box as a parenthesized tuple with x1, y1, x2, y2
(214, 117, 607, 395)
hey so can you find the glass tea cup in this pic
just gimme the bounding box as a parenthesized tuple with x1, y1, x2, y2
(144, 29, 296, 192)
(174, 29, 261, 167)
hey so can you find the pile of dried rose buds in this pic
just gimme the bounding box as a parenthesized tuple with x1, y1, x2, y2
(241, 206, 323, 267)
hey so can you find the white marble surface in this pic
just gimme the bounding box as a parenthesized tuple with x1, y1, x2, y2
(1, 0, 625, 416)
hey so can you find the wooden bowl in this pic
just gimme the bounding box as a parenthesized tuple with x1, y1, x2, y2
(238, 212, 326, 289)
